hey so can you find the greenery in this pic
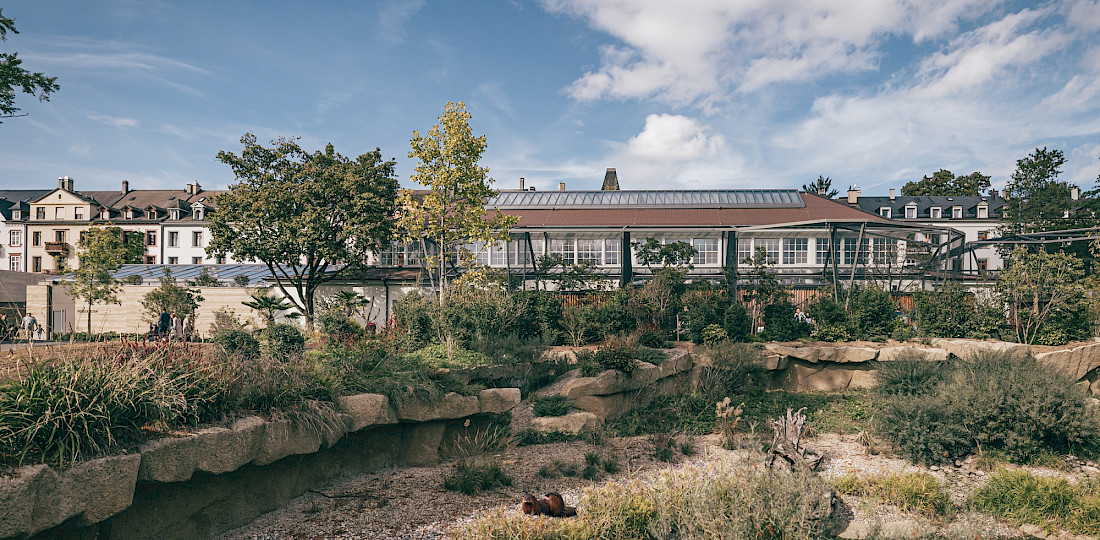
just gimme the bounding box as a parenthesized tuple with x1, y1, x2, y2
(632, 237, 696, 270)
(531, 395, 572, 417)
(210, 133, 398, 330)
(802, 175, 838, 198)
(63, 225, 146, 333)
(242, 290, 300, 327)
(997, 246, 1088, 345)
(260, 323, 305, 361)
(901, 169, 991, 197)
(849, 285, 897, 341)
(442, 460, 513, 495)
(877, 351, 1100, 465)
(141, 268, 204, 322)
(0, 8, 60, 124)
(970, 470, 1100, 536)
(189, 267, 222, 287)
(212, 328, 260, 359)
(397, 101, 518, 298)
(762, 299, 811, 341)
(832, 472, 951, 516)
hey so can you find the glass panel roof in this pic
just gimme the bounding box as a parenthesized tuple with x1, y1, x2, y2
(486, 190, 804, 209)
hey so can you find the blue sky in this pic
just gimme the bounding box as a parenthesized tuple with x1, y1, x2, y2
(2, 0, 1099, 195)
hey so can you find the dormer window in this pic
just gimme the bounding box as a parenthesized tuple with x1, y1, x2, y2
(11, 210, 20, 220)
(905, 205, 916, 219)
(74, 207, 84, 220)
(977, 205, 988, 219)
(125, 209, 134, 219)
(195, 208, 205, 220)
(952, 206, 962, 219)
(878, 207, 891, 218)
(170, 209, 180, 220)
(930, 207, 942, 219)
(100, 208, 109, 220)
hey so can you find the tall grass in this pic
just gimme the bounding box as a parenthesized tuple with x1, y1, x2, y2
(970, 470, 1100, 536)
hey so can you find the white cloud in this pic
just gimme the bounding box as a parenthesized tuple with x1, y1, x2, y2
(87, 111, 140, 129)
(376, 0, 426, 44)
(69, 144, 92, 157)
(627, 114, 724, 160)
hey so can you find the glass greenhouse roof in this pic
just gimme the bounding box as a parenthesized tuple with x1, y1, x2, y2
(487, 190, 804, 209)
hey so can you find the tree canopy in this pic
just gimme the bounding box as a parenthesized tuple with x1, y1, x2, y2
(210, 134, 399, 329)
(996, 246, 1086, 345)
(901, 169, 991, 197)
(141, 269, 203, 322)
(0, 8, 59, 123)
(397, 101, 518, 299)
(64, 226, 145, 333)
(802, 175, 838, 198)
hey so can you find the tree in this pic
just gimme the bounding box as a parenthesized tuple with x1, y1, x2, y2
(996, 246, 1087, 345)
(1001, 148, 1074, 236)
(633, 238, 696, 270)
(141, 269, 204, 322)
(901, 169, 991, 196)
(802, 175, 838, 198)
(242, 290, 300, 327)
(210, 134, 398, 330)
(0, 8, 59, 123)
(64, 226, 145, 333)
(397, 101, 519, 299)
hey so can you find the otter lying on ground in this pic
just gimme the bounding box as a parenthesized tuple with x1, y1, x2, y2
(520, 493, 576, 517)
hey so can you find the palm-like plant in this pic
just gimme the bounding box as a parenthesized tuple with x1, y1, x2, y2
(243, 291, 300, 327)
(331, 290, 367, 317)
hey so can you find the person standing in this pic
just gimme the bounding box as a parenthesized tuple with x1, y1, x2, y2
(21, 312, 37, 341)
(170, 313, 182, 340)
(182, 313, 194, 341)
(157, 309, 170, 337)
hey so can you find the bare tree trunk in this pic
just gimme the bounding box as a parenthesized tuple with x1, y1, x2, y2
(765, 407, 824, 471)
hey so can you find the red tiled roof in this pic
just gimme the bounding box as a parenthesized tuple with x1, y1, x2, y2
(503, 193, 889, 228)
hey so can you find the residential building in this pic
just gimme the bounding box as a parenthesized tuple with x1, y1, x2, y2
(0, 190, 50, 272)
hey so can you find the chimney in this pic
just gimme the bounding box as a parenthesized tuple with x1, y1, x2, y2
(991, 189, 999, 199)
(58, 177, 65, 190)
(519, 177, 525, 191)
(122, 180, 129, 194)
(1071, 186, 1080, 201)
(602, 168, 620, 190)
(192, 181, 201, 194)
(847, 187, 861, 204)
(558, 182, 566, 191)
(889, 188, 895, 201)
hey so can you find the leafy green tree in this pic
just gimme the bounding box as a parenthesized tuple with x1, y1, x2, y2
(0, 8, 59, 123)
(64, 226, 145, 333)
(901, 169, 991, 196)
(397, 101, 519, 299)
(850, 285, 896, 340)
(535, 254, 611, 291)
(1001, 148, 1075, 237)
(141, 269, 204, 322)
(633, 238, 697, 270)
(996, 246, 1088, 345)
(913, 281, 973, 338)
(802, 175, 838, 198)
(210, 134, 398, 330)
(242, 290, 301, 327)
(740, 247, 785, 335)
(330, 290, 367, 317)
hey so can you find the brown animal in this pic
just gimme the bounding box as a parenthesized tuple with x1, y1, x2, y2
(546, 492, 577, 517)
(521, 494, 552, 516)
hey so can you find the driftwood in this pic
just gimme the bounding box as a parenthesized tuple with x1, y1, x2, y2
(764, 407, 824, 471)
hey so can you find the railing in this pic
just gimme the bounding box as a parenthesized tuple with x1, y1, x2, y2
(44, 242, 68, 254)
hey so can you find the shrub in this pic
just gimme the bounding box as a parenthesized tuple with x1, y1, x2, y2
(814, 323, 850, 342)
(832, 472, 951, 516)
(260, 323, 305, 360)
(874, 356, 953, 397)
(403, 343, 489, 368)
(913, 281, 973, 338)
(442, 460, 513, 495)
(594, 346, 636, 374)
(723, 303, 751, 342)
(700, 324, 728, 345)
(762, 300, 811, 341)
(531, 395, 572, 417)
(213, 328, 260, 360)
(850, 286, 896, 340)
(808, 293, 848, 327)
(316, 310, 360, 339)
(970, 470, 1100, 536)
(634, 327, 669, 348)
(684, 296, 721, 344)
(877, 392, 970, 466)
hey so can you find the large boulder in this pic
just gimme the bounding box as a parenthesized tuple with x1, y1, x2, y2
(544, 362, 661, 399)
(763, 344, 878, 364)
(252, 416, 325, 466)
(930, 339, 1029, 360)
(138, 416, 266, 483)
(395, 392, 480, 422)
(337, 393, 397, 432)
(781, 362, 874, 392)
(1034, 342, 1100, 382)
(20, 453, 142, 533)
(0, 464, 51, 538)
(401, 422, 447, 466)
(657, 351, 694, 378)
(532, 412, 600, 434)
(478, 388, 521, 414)
(877, 346, 949, 363)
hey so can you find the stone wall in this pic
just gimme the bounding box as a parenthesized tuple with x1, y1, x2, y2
(0, 389, 520, 540)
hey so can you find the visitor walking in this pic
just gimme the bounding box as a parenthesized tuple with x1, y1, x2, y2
(170, 313, 182, 340)
(182, 313, 193, 341)
(21, 312, 37, 341)
(157, 309, 170, 337)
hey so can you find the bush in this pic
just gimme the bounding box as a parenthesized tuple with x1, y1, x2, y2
(213, 328, 260, 359)
(403, 343, 489, 368)
(700, 324, 728, 345)
(260, 323, 305, 360)
(762, 300, 811, 341)
(442, 460, 513, 495)
(814, 323, 850, 342)
(808, 293, 848, 327)
(531, 395, 572, 417)
(874, 356, 953, 397)
(849, 286, 896, 340)
(913, 281, 973, 338)
(594, 346, 637, 374)
(723, 303, 751, 342)
(316, 310, 361, 339)
(970, 470, 1100, 536)
(832, 472, 951, 516)
(878, 352, 1100, 465)
(634, 327, 669, 348)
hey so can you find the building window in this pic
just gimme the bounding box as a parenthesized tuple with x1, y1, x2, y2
(926, 233, 941, 245)
(54, 230, 65, 243)
(930, 207, 942, 219)
(843, 238, 868, 265)
(549, 238, 575, 265)
(192, 231, 203, 247)
(878, 207, 891, 218)
(9, 255, 20, 272)
(32, 256, 41, 272)
(488, 242, 505, 266)
(194, 208, 205, 220)
(691, 238, 719, 265)
(74, 207, 84, 220)
(977, 206, 988, 219)
(216, 256, 226, 264)
(952, 206, 962, 219)
(782, 238, 808, 264)
(577, 239, 601, 264)
(978, 230, 989, 240)
(977, 259, 988, 271)
(872, 238, 898, 264)
(35, 207, 45, 220)
(170, 209, 179, 220)
(192, 257, 202, 264)
(145, 255, 156, 264)
(379, 241, 423, 267)
(168, 257, 178, 264)
(168, 231, 178, 247)
(146, 230, 156, 246)
(604, 238, 621, 265)
(100, 208, 109, 220)
(816, 238, 832, 264)
(737, 239, 753, 263)
(9, 230, 21, 247)
(54, 207, 63, 219)
(32, 231, 40, 246)
(11, 210, 20, 220)
(759, 238, 780, 264)
(905, 206, 916, 219)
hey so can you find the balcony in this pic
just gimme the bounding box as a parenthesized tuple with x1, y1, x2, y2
(44, 242, 68, 255)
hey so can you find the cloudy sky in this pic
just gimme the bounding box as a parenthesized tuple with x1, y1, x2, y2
(2, 0, 1099, 194)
